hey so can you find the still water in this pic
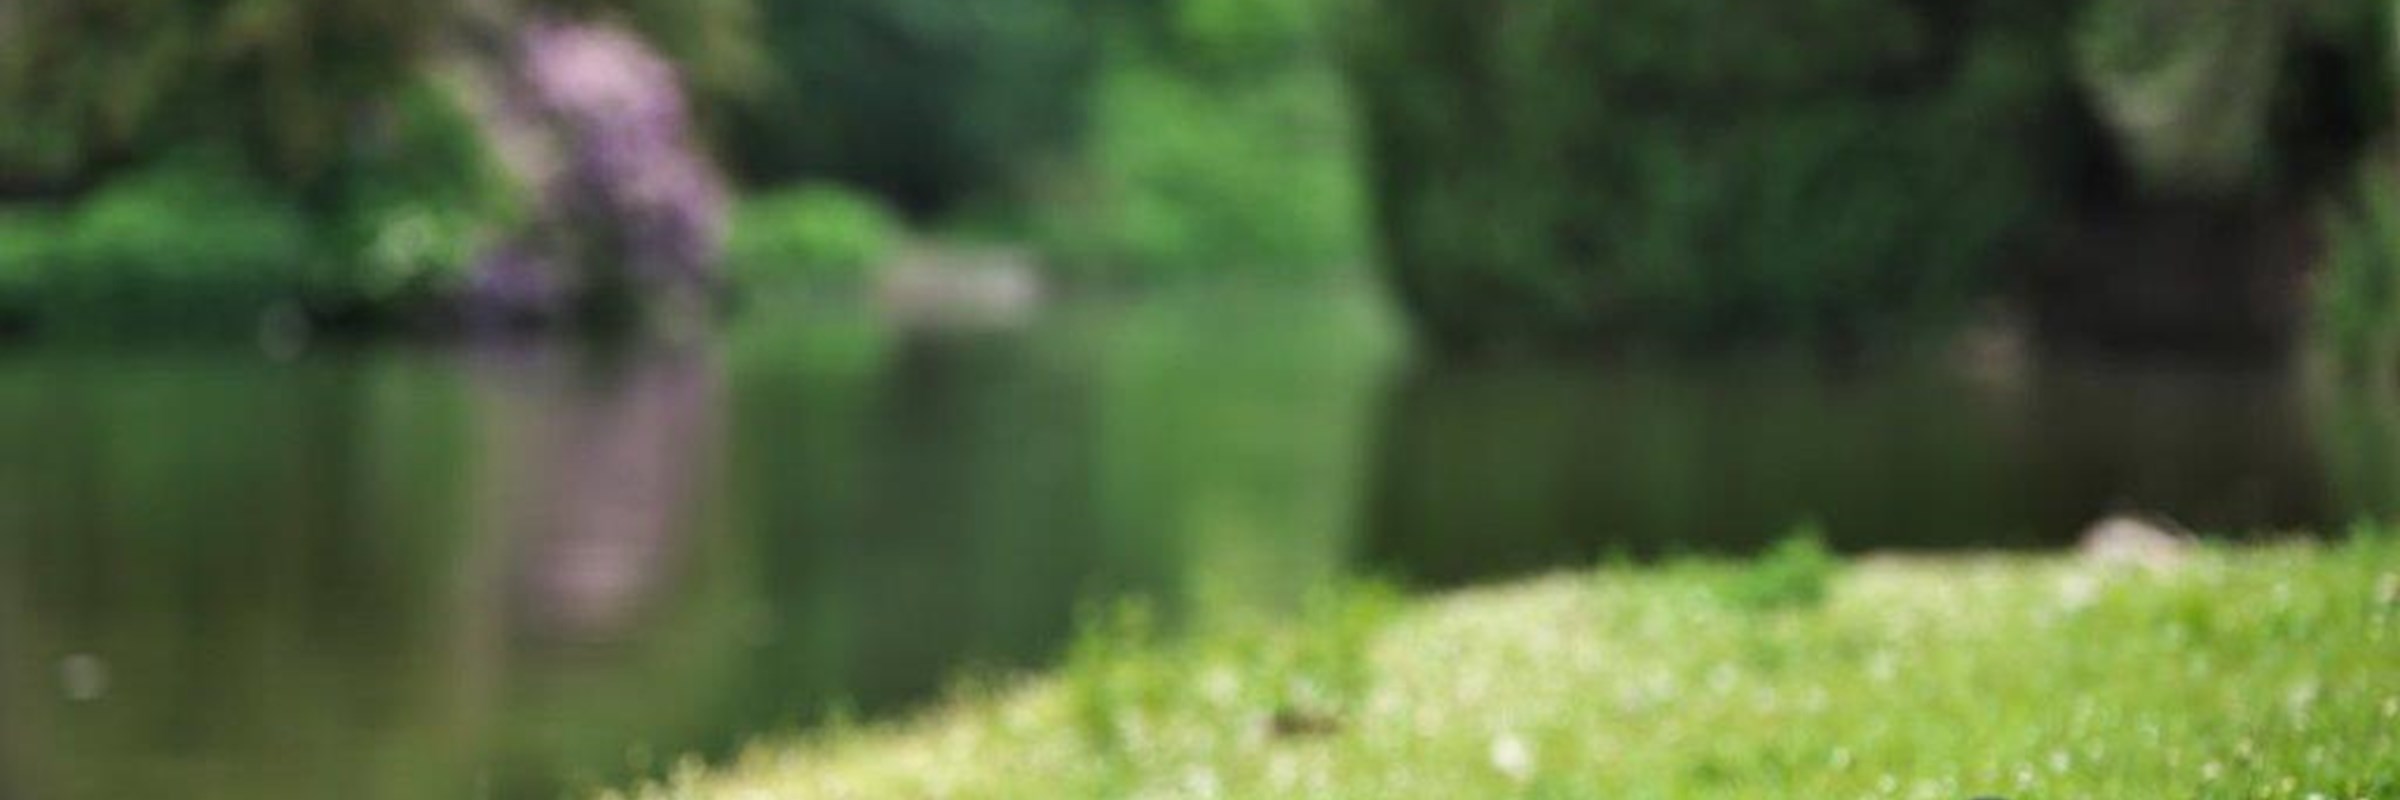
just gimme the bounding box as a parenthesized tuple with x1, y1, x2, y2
(0, 289, 2391, 798)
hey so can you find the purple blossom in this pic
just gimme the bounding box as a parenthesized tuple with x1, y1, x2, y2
(469, 16, 727, 323)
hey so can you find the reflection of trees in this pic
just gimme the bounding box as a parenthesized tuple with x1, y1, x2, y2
(0, 292, 1391, 798)
(725, 326, 1115, 724)
(1, 367, 32, 797)
(0, 350, 492, 799)
(462, 340, 765, 796)
(1085, 295, 1393, 619)
(1, 517, 37, 799)
(0, 343, 752, 800)
(863, 331, 1110, 682)
(1367, 355, 2348, 585)
(1367, 360, 2023, 582)
(713, 295, 1386, 739)
(2015, 358, 2330, 533)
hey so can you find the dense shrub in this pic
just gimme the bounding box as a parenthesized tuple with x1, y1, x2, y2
(0, 0, 758, 189)
(726, 184, 902, 292)
(1345, 0, 2081, 350)
(34, 148, 315, 330)
(0, 0, 455, 185)
(0, 1, 737, 332)
(316, 76, 522, 311)
(0, 208, 58, 318)
(1032, 57, 1365, 282)
(0, 77, 519, 332)
(1026, 0, 1366, 283)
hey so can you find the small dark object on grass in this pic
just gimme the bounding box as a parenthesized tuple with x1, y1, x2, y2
(1268, 707, 1342, 738)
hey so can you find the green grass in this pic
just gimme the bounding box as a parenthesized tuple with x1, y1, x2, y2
(612, 531, 2400, 798)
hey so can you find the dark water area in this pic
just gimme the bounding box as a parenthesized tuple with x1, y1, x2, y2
(1, 289, 2394, 798)
(1369, 354, 2373, 584)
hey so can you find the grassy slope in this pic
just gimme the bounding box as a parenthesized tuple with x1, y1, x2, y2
(615, 535, 2400, 799)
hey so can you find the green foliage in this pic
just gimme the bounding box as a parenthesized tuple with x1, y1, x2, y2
(1163, 0, 1322, 69)
(1716, 525, 1839, 612)
(726, 0, 1100, 213)
(2319, 162, 2400, 377)
(31, 148, 313, 329)
(0, 0, 760, 187)
(0, 73, 520, 331)
(1033, 57, 1366, 282)
(0, 0, 455, 184)
(2074, 0, 2287, 196)
(1023, 0, 1365, 283)
(1346, 0, 2079, 350)
(315, 76, 519, 308)
(0, 208, 62, 315)
(0, 0, 734, 331)
(726, 184, 903, 292)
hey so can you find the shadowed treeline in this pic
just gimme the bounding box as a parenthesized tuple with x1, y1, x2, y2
(1345, 0, 2395, 355)
(9, 0, 2400, 361)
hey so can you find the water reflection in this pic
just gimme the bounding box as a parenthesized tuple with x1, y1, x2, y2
(729, 322, 1116, 721)
(0, 290, 1396, 798)
(475, 343, 723, 641)
(0, 292, 2392, 797)
(1367, 353, 2340, 585)
(0, 349, 494, 798)
(2013, 358, 2326, 535)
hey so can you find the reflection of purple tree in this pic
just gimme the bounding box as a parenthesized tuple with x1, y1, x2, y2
(475, 344, 722, 639)
(466, 16, 727, 323)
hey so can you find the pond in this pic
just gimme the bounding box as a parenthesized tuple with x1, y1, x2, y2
(0, 287, 2391, 798)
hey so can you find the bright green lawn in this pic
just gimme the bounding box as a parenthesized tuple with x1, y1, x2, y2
(614, 533, 2400, 799)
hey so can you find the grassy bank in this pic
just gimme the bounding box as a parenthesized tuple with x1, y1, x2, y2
(614, 533, 2400, 798)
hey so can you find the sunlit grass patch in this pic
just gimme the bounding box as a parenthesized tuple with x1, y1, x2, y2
(614, 531, 2400, 799)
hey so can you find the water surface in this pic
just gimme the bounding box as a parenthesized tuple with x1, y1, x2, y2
(0, 289, 2389, 798)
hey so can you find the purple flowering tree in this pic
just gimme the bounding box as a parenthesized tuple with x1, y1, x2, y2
(463, 14, 728, 326)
